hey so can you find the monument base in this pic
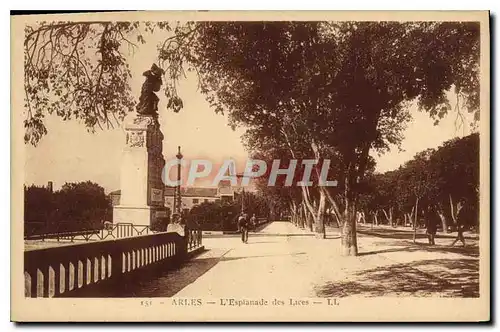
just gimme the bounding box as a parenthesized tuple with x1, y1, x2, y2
(113, 205, 168, 227)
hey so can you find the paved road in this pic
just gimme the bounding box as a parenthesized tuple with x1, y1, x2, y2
(175, 221, 322, 297)
(174, 221, 479, 298)
(256, 221, 310, 235)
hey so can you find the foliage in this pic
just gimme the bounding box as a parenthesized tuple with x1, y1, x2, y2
(186, 199, 240, 231)
(24, 184, 54, 223)
(151, 208, 171, 232)
(24, 21, 171, 145)
(24, 181, 112, 227)
(235, 190, 270, 218)
(25, 20, 481, 254)
(156, 22, 480, 248)
(360, 133, 479, 228)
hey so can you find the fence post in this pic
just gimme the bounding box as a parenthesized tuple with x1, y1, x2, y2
(110, 247, 124, 280)
(179, 232, 188, 264)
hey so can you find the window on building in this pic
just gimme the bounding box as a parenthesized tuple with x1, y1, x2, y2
(204, 199, 209, 203)
(193, 198, 199, 204)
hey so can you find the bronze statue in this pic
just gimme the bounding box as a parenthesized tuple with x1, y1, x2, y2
(136, 63, 165, 116)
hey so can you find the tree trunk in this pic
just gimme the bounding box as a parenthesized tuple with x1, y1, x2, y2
(437, 208, 448, 233)
(304, 207, 314, 232)
(300, 185, 327, 238)
(332, 210, 341, 228)
(323, 186, 343, 227)
(293, 200, 300, 226)
(299, 203, 303, 228)
(449, 194, 463, 230)
(413, 197, 419, 243)
(312, 190, 327, 239)
(449, 195, 456, 224)
(382, 208, 393, 226)
(341, 203, 358, 256)
(300, 202, 308, 229)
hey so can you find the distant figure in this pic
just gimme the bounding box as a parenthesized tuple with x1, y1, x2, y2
(425, 208, 438, 245)
(451, 201, 467, 247)
(238, 213, 249, 243)
(250, 214, 257, 231)
(167, 212, 185, 236)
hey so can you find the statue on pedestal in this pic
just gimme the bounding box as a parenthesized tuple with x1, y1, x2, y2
(113, 63, 168, 227)
(136, 63, 165, 117)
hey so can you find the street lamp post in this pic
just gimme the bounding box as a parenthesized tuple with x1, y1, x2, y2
(173, 146, 183, 217)
(236, 173, 250, 213)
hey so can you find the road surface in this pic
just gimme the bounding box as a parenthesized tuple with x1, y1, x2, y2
(64, 221, 479, 298)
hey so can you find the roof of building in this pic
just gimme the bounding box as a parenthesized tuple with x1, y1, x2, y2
(218, 179, 232, 188)
(109, 186, 227, 198)
(165, 186, 218, 198)
(218, 186, 233, 196)
(183, 187, 218, 197)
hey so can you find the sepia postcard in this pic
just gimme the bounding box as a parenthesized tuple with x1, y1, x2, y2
(11, 10, 490, 322)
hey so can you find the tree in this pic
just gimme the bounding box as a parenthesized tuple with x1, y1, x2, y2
(24, 184, 54, 223)
(23, 21, 172, 145)
(186, 199, 241, 231)
(427, 133, 480, 230)
(24, 181, 112, 236)
(25, 21, 481, 255)
(52, 181, 111, 224)
(360, 133, 480, 233)
(158, 22, 479, 254)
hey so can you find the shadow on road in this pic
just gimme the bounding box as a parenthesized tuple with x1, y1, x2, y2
(325, 235, 341, 240)
(69, 249, 224, 297)
(358, 228, 478, 240)
(314, 258, 479, 298)
(221, 252, 307, 262)
(244, 241, 281, 244)
(358, 240, 479, 258)
(359, 229, 430, 240)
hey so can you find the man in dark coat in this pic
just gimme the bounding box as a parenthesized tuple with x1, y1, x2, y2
(238, 213, 249, 243)
(426, 207, 438, 245)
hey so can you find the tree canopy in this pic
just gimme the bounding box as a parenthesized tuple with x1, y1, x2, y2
(359, 133, 479, 229)
(24, 181, 111, 225)
(24, 20, 481, 255)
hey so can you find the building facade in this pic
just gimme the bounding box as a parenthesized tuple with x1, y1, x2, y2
(109, 180, 235, 215)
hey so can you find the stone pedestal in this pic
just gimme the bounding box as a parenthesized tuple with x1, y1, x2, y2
(113, 114, 167, 226)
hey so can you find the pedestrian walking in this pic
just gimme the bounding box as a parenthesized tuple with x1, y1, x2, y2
(238, 212, 249, 243)
(451, 223, 466, 247)
(451, 201, 467, 247)
(425, 209, 438, 245)
(250, 214, 257, 232)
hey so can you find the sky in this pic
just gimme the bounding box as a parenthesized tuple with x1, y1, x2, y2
(24, 27, 477, 193)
